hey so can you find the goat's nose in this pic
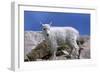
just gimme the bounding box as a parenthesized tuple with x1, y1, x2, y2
(47, 34, 49, 36)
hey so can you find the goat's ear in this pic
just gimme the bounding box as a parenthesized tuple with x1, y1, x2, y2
(40, 21, 42, 24)
(49, 21, 52, 26)
(40, 21, 44, 26)
(42, 24, 44, 26)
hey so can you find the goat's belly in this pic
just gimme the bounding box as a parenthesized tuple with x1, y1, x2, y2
(56, 37, 66, 46)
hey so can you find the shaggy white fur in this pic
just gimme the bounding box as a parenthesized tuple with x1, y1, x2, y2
(42, 24, 79, 60)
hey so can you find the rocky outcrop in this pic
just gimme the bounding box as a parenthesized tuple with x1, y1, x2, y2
(24, 31, 90, 61)
(24, 31, 44, 60)
(79, 40, 90, 59)
(26, 40, 51, 61)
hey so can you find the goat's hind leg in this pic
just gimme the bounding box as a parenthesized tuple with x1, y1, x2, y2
(70, 39, 80, 59)
(73, 43, 80, 59)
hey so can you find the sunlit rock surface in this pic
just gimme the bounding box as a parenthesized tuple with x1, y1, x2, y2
(24, 31, 90, 61)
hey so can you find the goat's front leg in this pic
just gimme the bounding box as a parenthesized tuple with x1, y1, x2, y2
(50, 42, 58, 60)
(53, 50, 57, 60)
(50, 49, 57, 60)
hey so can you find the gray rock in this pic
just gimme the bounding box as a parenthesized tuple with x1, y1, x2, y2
(24, 31, 90, 61)
(24, 31, 44, 60)
(80, 40, 90, 59)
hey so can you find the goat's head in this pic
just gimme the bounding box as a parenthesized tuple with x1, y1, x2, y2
(42, 24, 51, 37)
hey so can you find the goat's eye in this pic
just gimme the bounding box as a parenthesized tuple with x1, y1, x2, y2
(43, 28, 46, 30)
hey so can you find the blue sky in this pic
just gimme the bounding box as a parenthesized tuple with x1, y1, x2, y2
(24, 11, 90, 35)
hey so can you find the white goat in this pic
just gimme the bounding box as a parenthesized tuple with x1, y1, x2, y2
(42, 24, 80, 60)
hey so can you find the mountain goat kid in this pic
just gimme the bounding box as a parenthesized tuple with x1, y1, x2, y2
(42, 24, 80, 60)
